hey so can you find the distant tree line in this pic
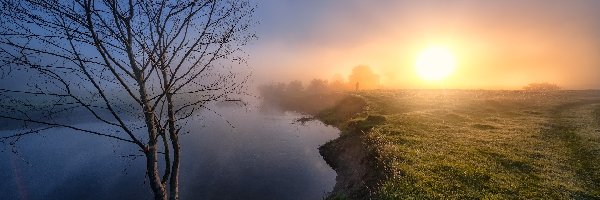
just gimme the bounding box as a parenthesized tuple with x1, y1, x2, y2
(523, 82, 561, 91)
(258, 65, 380, 113)
(259, 79, 339, 114)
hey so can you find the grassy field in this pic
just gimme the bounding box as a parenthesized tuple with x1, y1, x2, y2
(323, 90, 600, 199)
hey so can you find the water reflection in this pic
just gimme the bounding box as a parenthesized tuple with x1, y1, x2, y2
(0, 105, 337, 200)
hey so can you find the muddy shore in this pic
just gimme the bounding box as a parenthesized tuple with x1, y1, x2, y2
(313, 95, 385, 199)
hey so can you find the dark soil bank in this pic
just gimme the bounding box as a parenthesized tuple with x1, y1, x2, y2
(312, 95, 385, 199)
(262, 92, 385, 199)
(319, 128, 381, 199)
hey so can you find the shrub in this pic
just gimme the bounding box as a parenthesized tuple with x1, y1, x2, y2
(523, 82, 560, 91)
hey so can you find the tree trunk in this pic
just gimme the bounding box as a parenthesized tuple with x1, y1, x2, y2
(166, 91, 180, 200)
(146, 149, 168, 200)
(138, 71, 167, 200)
(169, 133, 180, 200)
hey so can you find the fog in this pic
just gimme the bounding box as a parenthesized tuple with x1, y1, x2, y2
(249, 0, 600, 89)
(2, 1, 600, 199)
(0, 103, 338, 200)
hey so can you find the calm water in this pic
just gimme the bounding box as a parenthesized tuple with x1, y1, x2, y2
(0, 105, 338, 200)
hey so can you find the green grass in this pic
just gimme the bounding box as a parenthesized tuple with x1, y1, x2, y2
(336, 90, 600, 199)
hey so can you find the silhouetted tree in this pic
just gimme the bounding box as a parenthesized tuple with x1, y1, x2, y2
(306, 78, 329, 95)
(257, 80, 347, 115)
(258, 82, 285, 105)
(285, 80, 304, 96)
(0, 1, 255, 200)
(348, 65, 380, 90)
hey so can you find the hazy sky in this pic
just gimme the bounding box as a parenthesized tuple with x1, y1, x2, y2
(249, 0, 600, 89)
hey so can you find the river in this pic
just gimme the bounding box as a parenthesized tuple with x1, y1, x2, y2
(0, 104, 338, 200)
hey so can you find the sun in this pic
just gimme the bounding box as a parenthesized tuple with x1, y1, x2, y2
(415, 46, 456, 81)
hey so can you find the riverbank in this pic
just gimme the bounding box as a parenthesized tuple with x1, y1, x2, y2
(315, 95, 383, 199)
(312, 90, 600, 199)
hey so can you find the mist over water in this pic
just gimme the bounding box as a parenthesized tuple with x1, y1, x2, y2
(0, 103, 338, 200)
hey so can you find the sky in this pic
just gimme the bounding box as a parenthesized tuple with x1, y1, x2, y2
(249, 0, 600, 89)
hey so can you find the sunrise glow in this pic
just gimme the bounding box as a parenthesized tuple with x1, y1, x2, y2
(415, 46, 456, 81)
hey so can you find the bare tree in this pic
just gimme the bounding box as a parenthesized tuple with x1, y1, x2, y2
(0, 0, 255, 199)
